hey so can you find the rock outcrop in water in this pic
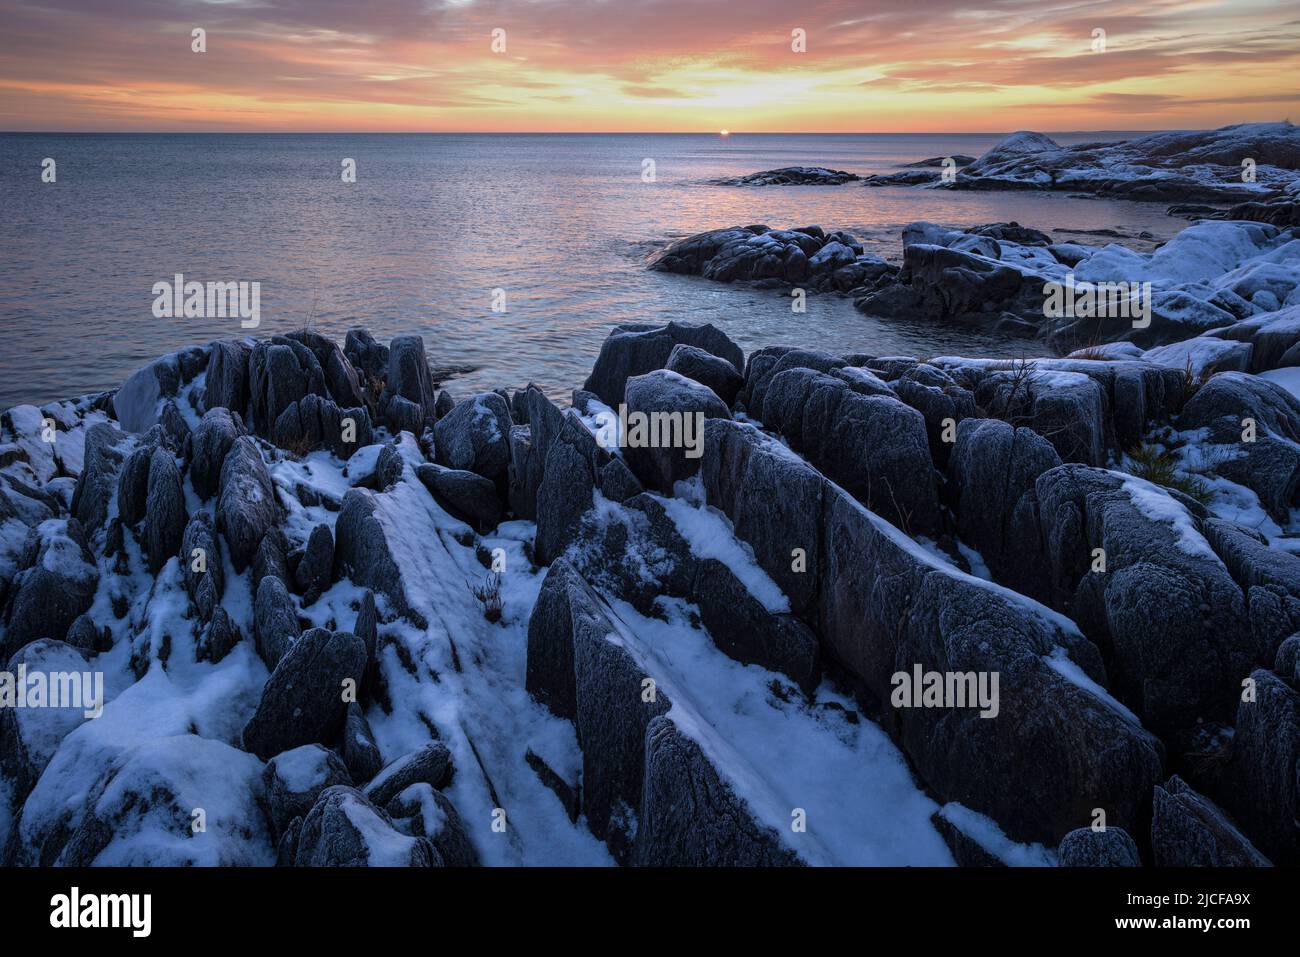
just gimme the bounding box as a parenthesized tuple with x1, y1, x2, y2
(2, 313, 1298, 868)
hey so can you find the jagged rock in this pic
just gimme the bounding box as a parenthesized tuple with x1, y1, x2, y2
(665, 343, 745, 406)
(70, 423, 128, 534)
(364, 743, 455, 809)
(386, 783, 478, 866)
(1057, 827, 1142, 866)
(697, 419, 1162, 845)
(180, 511, 223, 622)
(1220, 670, 1300, 864)
(115, 441, 153, 527)
(288, 785, 440, 866)
(948, 419, 1062, 594)
(2, 519, 98, 659)
(1030, 465, 1262, 732)
(253, 575, 301, 671)
(272, 393, 372, 459)
(242, 627, 367, 761)
(383, 335, 438, 433)
(216, 436, 279, 572)
(195, 606, 241, 664)
(159, 400, 190, 449)
(262, 743, 353, 835)
(582, 322, 745, 407)
(189, 407, 244, 500)
(433, 392, 513, 480)
(247, 337, 327, 436)
(415, 463, 503, 530)
(144, 447, 187, 575)
(285, 330, 367, 410)
(204, 339, 252, 415)
(1151, 775, 1271, 866)
(340, 702, 383, 783)
(621, 369, 730, 493)
(253, 526, 291, 585)
(295, 523, 334, 605)
(0, 639, 95, 801)
(354, 590, 380, 698)
(334, 489, 420, 624)
(534, 413, 605, 565)
(344, 329, 389, 395)
(760, 366, 941, 535)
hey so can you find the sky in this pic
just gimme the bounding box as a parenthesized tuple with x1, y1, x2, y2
(0, 0, 1297, 133)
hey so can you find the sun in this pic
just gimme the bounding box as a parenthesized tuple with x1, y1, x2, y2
(719, 129, 730, 137)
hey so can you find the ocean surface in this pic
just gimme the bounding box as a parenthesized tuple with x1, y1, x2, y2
(0, 132, 1189, 408)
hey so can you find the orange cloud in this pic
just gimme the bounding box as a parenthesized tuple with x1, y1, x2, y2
(0, 0, 1296, 131)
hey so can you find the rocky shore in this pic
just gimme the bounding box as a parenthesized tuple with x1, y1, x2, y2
(1, 286, 1298, 865)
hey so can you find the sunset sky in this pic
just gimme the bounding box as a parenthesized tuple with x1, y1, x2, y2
(1, 0, 1297, 133)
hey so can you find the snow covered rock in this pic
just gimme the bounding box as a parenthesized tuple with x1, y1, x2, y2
(1029, 465, 1261, 732)
(621, 369, 730, 494)
(0, 639, 95, 801)
(1151, 775, 1271, 867)
(385, 783, 478, 867)
(216, 436, 279, 572)
(344, 329, 389, 396)
(195, 606, 241, 664)
(363, 743, 455, 808)
(69, 423, 128, 535)
(56, 734, 273, 866)
(112, 353, 185, 434)
(285, 785, 440, 867)
(262, 743, 353, 835)
(582, 321, 744, 407)
(144, 447, 187, 575)
(180, 511, 223, 622)
(1, 518, 98, 659)
(333, 489, 421, 625)
(340, 702, 382, 783)
(698, 419, 1163, 845)
(189, 407, 244, 500)
(241, 628, 366, 761)
(253, 575, 300, 670)
(433, 392, 513, 480)
(635, 714, 801, 866)
(533, 413, 606, 566)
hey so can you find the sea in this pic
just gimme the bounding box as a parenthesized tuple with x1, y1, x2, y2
(0, 132, 1188, 408)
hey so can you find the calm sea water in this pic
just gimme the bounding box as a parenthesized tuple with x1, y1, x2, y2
(0, 132, 1186, 408)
